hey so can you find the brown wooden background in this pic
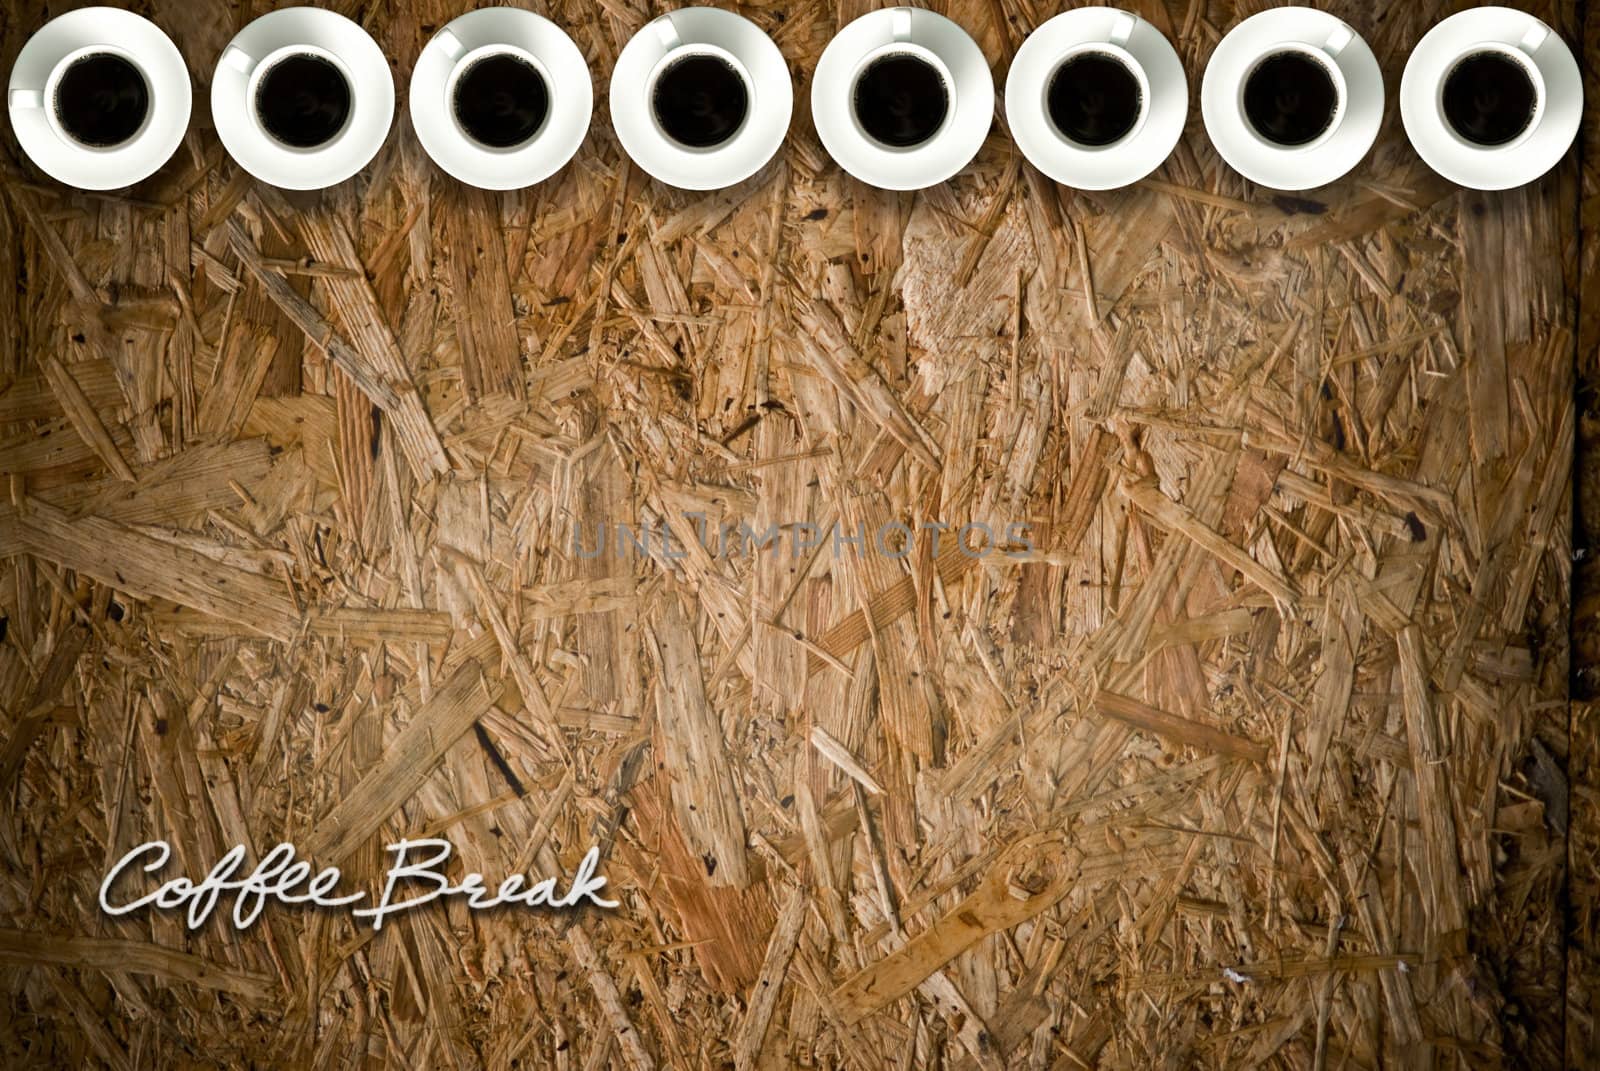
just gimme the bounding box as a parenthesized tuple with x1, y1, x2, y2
(1, 0, 1595, 1067)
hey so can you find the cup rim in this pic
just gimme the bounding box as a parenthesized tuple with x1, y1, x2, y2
(245, 43, 357, 154)
(444, 43, 556, 154)
(1433, 42, 1546, 153)
(846, 41, 957, 154)
(1038, 40, 1152, 152)
(644, 42, 755, 155)
(1235, 42, 1348, 154)
(42, 44, 155, 154)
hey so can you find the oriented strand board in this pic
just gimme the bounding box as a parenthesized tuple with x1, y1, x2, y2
(0, 0, 1588, 1067)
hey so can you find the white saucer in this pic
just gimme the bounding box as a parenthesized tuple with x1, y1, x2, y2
(610, 8, 791, 191)
(812, 7, 993, 190)
(211, 7, 393, 190)
(1400, 7, 1580, 191)
(411, 9, 591, 190)
(1005, 7, 1185, 190)
(1201, 6, 1382, 191)
(7, 7, 191, 190)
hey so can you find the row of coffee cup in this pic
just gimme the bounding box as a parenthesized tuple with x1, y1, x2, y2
(6, 5, 1582, 194)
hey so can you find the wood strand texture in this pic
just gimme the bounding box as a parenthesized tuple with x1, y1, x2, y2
(0, 0, 1589, 1067)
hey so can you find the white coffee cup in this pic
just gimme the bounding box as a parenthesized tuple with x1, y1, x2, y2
(1201, 6, 1382, 191)
(1006, 7, 1186, 190)
(1401, 7, 1580, 190)
(8, 7, 190, 190)
(1239, 42, 1349, 152)
(610, 8, 791, 191)
(813, 7, 993, 190)
(846, 38, 956, 147)
(211, 7, 393, 190)
(411, 9, 591, 190)
(1432, 43, 1544, 153)
(646, 41, 753, 147)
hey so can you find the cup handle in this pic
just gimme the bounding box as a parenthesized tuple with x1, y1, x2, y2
(223, 45, 254, 75)
(1322, 23, 1353, 58)
(1518, 21, 1549, 55)
(1109, 12, 1136, 47)
(655, 15, 681, 51)
(892, 8, 912, 43)
(9, 90, 41, 109)
(436, 29, 465, 60)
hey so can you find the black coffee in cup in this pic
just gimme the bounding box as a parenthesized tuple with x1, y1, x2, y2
(853, 53, 949, 148)
(1441, 50, 1537, 147)
(453, 53, 550, 149)
(256, 53, 353, 149)
(1047, 51, 1143, 147)
(1242, 50, 1339, 147)
(54, 52, 149, 148)
(652, 54, 749, 149)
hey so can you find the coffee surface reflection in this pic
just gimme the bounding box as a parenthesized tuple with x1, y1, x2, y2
(1047, 52, 1142, 147)
(652, 54, 748, 149)
(55, 52, 149, 147)
(454, 53, 550, 148)
(256, 53, 353, 149)
(1442, 51, 1536, 147)
(1242, 50, 1338, 147)
(853, 53, 949, 148)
